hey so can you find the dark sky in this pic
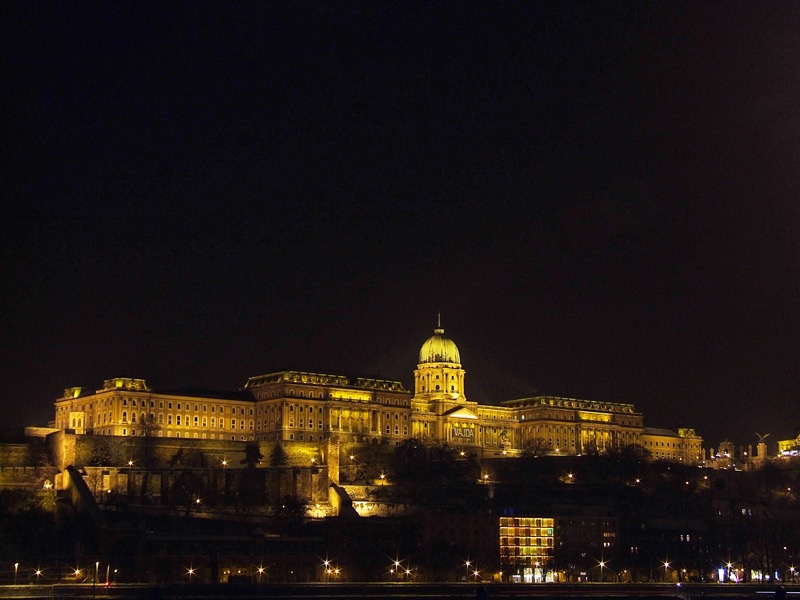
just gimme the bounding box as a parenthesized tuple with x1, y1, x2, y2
(2, 2, 798, 449)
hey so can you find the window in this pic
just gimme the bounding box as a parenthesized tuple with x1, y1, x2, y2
(176, 415, 181, 426)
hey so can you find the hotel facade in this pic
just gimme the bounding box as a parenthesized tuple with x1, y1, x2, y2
(53, 323, 701, 463)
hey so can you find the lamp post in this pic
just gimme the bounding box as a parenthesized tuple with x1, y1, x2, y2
(14, 563, 19, 585)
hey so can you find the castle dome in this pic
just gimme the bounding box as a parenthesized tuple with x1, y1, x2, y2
(419, 325, 461, 364)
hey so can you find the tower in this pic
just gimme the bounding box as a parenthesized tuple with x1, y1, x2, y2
(413, 316, 466, 407)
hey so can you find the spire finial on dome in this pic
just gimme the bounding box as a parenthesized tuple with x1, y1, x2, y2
(435, 311, 444, 335)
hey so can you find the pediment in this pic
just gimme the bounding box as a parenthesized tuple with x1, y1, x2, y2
(443, 406, 479, 419)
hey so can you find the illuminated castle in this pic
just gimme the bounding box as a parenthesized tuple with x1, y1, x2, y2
(53, 321, 702, 463)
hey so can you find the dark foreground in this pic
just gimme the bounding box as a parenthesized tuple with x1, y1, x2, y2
(0, 583, 797, 600)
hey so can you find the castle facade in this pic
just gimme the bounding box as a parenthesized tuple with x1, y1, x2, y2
(53, 323, 702, 462)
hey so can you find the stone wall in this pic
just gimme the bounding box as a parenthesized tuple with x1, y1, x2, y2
(0, 442, 51, 468)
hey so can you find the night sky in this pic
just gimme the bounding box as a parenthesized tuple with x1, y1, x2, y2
(2, 2, 798, 449)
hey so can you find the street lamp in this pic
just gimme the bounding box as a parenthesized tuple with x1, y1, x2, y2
(663, 560, 671, 582)
(257, 566, 265, 583)
(35, 569, 42, 583)
(598, 560, 606, 582)
(14, 563, 19, 585)
(186, 567, 195, 582)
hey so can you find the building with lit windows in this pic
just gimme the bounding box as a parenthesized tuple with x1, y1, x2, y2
(499, 516, 555, 582)
(54, 378, 257, 441)
(642, 427, 703, 463)
(245, 370, 411, 443)
(777, 431, 800, 456)
(52, 321, 702, 462)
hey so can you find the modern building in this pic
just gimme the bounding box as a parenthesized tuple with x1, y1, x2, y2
(52, 321, 702, 462)
(499, 516, 555, 582)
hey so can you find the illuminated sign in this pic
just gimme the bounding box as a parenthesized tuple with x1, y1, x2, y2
(452, 427, 475, 440)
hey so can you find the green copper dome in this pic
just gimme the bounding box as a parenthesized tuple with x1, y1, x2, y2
(419, 326, 461, 364)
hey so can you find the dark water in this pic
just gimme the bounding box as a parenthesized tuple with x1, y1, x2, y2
(0, 582, 796, 600)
